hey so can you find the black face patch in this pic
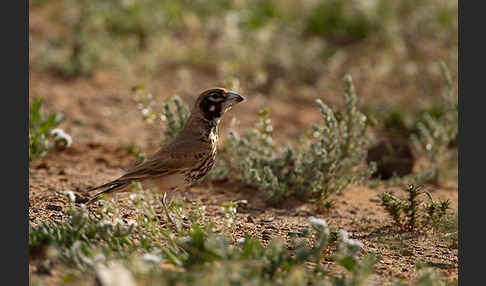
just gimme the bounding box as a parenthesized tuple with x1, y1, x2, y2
(199, 90, 226, 121)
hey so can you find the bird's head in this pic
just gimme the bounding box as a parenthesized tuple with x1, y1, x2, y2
(194, 88, 245, 122)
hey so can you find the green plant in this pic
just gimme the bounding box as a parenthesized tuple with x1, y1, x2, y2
(382, 107, 414, 137)
(29, 97, 66, 161)
(410, 62, 458, 184)
(161, 96, 191, 144)
(433, 213, 458, 249)
(378, 184, 450, 231)
(370, 62, 458, 188)
(304, 0, 378, 44)
(375, 233, 415, 257)
(240, 0, 280, 30)
(223, 75, 375, 204)
(29, 203, 135, 271)
(138, 216, 378, 285)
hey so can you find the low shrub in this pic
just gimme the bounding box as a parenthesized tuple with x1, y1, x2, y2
(29, 97, 67, 161)
(378, 184, 450, 231)
(221, 75, 376, 204)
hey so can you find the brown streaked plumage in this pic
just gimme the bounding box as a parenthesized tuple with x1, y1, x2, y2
(86, 88, 244, 204)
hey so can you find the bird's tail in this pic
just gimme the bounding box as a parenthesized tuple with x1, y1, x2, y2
(85, 179, 133, 205)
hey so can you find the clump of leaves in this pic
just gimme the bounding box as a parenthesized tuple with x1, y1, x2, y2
(161, 96, 190, 144)
(223, 75, 375, 204)
(378, 184, 450, 231)
(29, 97, 65, 161)
(29, 203, 135, 271)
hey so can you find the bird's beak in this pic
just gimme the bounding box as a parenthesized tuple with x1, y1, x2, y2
(222, 91, 245, 110)
(225, 91, 245, 103)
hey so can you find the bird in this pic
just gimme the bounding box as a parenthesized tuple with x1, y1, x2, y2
(85, 88, 245, 206)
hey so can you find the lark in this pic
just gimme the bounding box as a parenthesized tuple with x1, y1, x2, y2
(85, 88, 244, 206)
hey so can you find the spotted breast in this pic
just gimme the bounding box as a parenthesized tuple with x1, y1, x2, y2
(184, 125, 218, 184)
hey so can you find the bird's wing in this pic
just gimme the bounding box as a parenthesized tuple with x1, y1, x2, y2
(119, 142, 208, 181)
(84, 149, 192, 204)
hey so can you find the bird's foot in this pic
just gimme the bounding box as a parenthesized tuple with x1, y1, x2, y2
(161, 193, 176, 229)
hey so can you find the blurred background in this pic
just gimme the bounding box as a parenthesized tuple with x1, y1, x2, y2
(29, 0, 458, 179)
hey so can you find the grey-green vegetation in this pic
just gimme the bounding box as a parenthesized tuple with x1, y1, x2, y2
(29, 97, 67, 161)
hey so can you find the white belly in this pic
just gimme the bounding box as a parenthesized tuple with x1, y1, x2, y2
(142, 173, 188, 192)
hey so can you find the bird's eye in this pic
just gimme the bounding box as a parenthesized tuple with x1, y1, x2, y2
(207, 93, 225, 102)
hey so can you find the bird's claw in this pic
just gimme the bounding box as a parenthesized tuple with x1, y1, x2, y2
(161, 193, 176, 229)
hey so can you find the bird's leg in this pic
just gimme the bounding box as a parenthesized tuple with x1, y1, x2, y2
(161, 192, 176, 228)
